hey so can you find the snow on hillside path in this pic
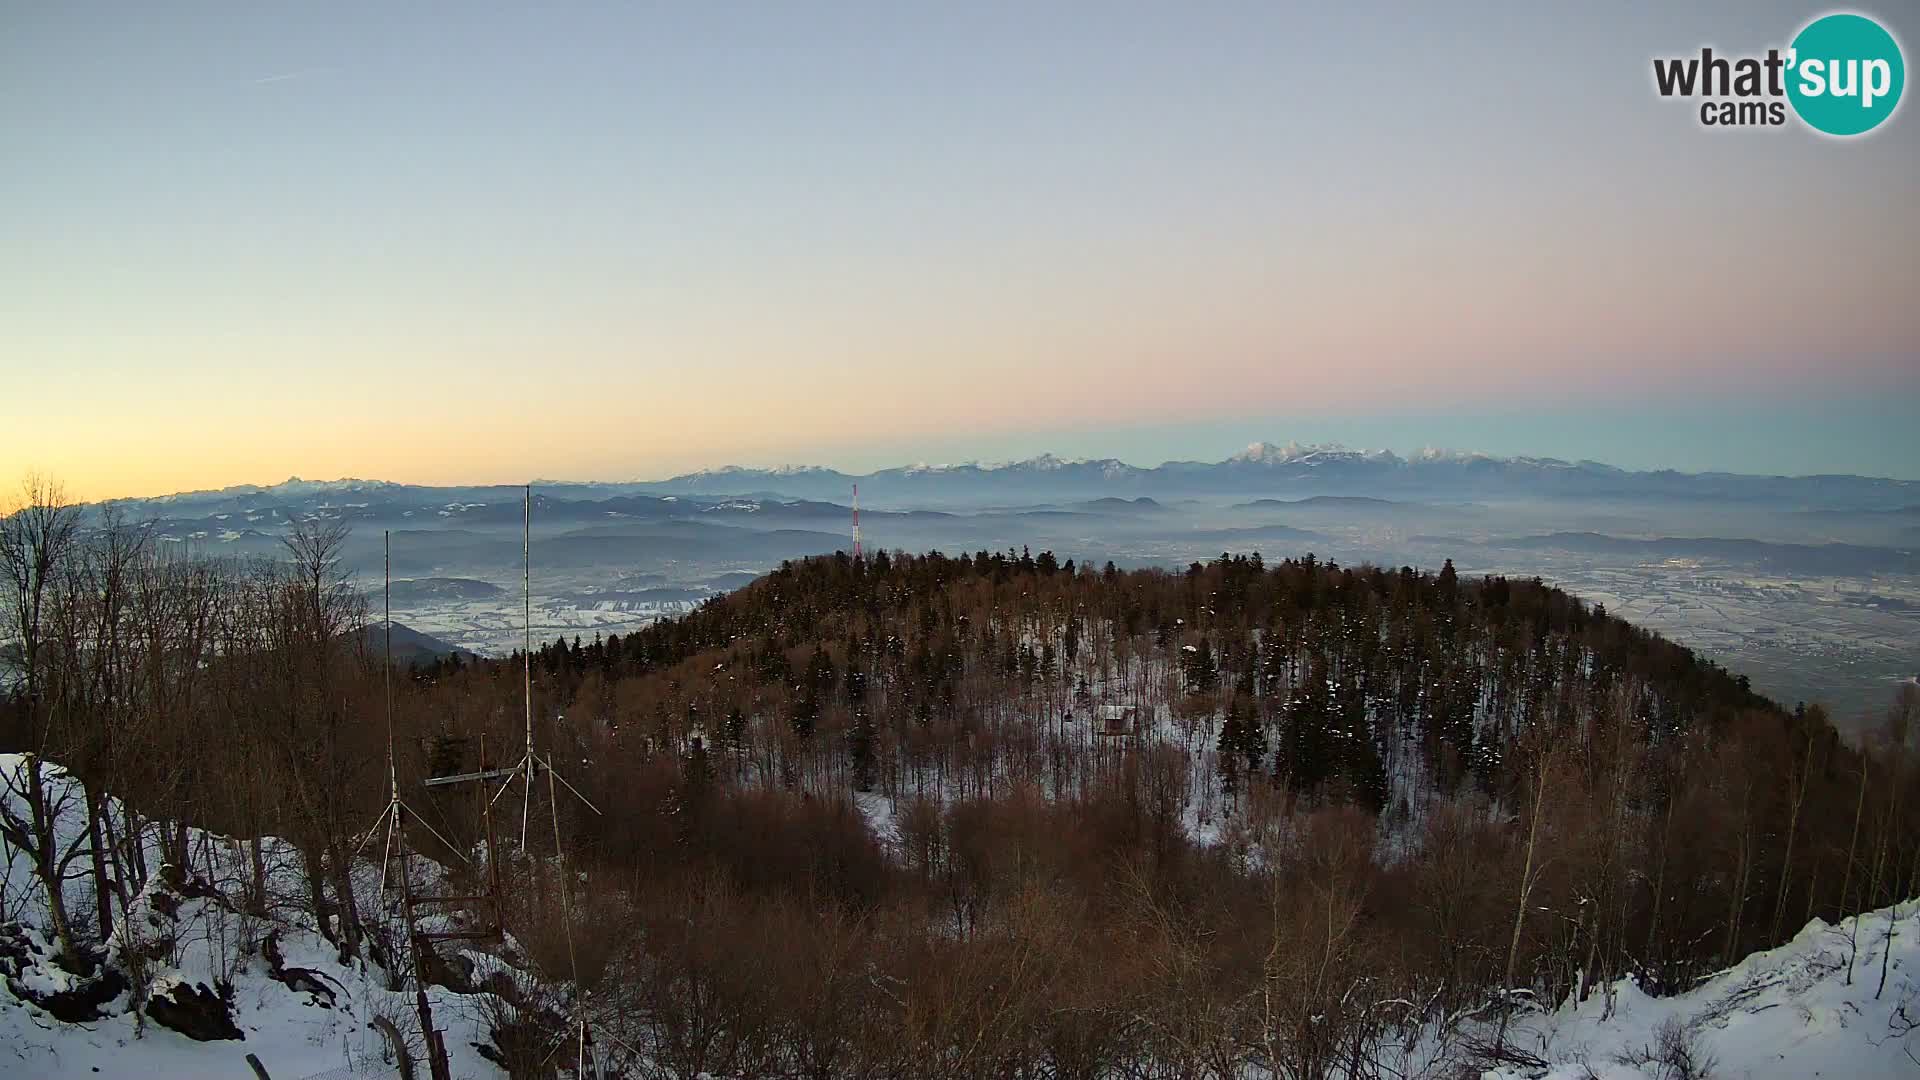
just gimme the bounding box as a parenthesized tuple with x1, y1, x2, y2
(1489, 901, 1920, 1079)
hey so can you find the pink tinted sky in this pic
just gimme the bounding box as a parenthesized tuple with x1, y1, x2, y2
(1, 3, 1915, 498)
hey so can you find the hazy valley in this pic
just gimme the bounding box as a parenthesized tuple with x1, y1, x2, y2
(107, 445, 1919, 730)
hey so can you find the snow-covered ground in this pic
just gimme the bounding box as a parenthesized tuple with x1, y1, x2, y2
(2, 915, 507, 1080)
(1487, 902, 1920, 1079)
(1, 754, 512, 1080)
(8, 747, 1917, 1079)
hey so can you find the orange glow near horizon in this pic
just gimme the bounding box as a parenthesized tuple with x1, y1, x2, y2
(4, 7, 1917, 497)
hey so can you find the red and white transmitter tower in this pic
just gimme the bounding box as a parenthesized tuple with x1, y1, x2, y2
(851, 483, 863, 559)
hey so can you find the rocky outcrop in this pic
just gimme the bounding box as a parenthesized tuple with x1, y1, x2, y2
(145, 979, 244, 1041)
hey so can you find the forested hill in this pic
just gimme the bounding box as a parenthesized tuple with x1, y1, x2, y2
(416, 548, 1912, 986)
(463, 548, 1782, 810)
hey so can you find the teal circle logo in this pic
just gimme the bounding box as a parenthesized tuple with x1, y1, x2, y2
(1787, 13, 1905, 136)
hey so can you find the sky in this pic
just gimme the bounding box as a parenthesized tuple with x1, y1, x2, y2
(2, 3, 1916, 500)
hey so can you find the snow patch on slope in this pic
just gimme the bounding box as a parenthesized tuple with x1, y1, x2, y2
(1487, 901, 1920, 1079)
(1, 754, 513, 1080)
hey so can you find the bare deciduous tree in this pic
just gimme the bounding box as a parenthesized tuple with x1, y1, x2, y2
(0, 474, 86, 962)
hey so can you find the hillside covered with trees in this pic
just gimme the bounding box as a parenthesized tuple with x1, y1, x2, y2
(5, 477, 1917, 1078)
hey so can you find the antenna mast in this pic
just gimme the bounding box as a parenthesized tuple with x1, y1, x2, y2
(524, 484, 533, 761)
(426, 484, 608, 1068)
(493, 483, 612, 1074)
(357, 530, 467, 1080)
(360, 531, 460, 883)
(386, 532, 394, 803)
(483, 485, 600, 847)
(851, 483, 862, 560)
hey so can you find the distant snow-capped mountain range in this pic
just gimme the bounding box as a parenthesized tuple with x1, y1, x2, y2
(665, 442, 1637, 486)
(88, 443, 1914, 515)
(637, 442, 1907, 506)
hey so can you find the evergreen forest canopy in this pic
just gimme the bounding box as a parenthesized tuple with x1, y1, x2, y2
(5, 483, 1918, 1079)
